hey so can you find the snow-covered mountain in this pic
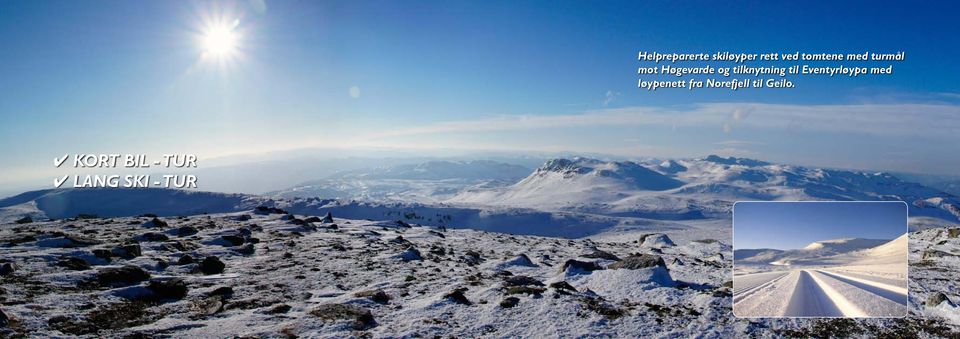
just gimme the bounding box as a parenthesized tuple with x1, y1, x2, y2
(801, 238, 891, 252)
(269, 160, 530, 202)
(733, 234, 907, 270)
(450, 158, 682, 209)
(332, 160, 530, 181)
(450, 155, 960, 225)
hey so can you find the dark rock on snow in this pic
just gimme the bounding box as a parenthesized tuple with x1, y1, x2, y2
(147, 278, 189, 300)
(607, 254, 666, 270)
(561, 259, 603, 273)
(56, 257, 91, 271)
(200, 256, 226, 275)
(97, 265, 151, 286)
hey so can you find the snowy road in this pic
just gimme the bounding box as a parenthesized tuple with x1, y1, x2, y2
(733, 268, 907, 317)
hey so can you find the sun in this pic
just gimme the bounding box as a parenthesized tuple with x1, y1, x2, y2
(199, 19, 240, 59)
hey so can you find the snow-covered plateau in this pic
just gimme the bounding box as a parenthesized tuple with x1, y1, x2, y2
(0, 155, 958, 337)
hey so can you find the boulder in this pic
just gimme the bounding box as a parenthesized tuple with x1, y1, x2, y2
(582, 249, 620, 261)
(112, 243, 142, 259)
(560, 259, 603, 273)
(138, 232, 169, 242)
(398, 247, 423, 261)
(176, 255, 195, 265)
(142, 217, 168, 228)
(500, 297, 520, 308)
(549, 281, 578, 293)
(147, 278, 189, 300)
(310, 304, 376, 330)
(208, 286, 234, 298)
(92, 249, 114, 261)
(199, 256, 225, 275)
(221, 235, 245, 246)
(503, 275, 544, 287)
(355, 290, 392, 304)
(97, 265, 151, 286)
(639, 233, 675, 248)
(56, 257, 91, 271)
(608, 254, 666, 270)
(234, 243, 255, 255)
(176, 226, 199, 237)
(499, 254, 537, 267)
(464, 250, 484, 266)
(266, 304, 292, 314)
(926, 292, 955, 307)
(444, 288, 472, 305)
(0, 262, 19, 276)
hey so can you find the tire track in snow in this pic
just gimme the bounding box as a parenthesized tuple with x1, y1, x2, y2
(735, 269, 904, 317)
(732, 271, 790, 303)
(783, 270, 845, 316)
(801, 270, 868, 317)
(814, 269, 908, 305)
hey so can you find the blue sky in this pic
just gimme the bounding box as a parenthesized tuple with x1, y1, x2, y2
(1, 1, 958, 189)
(734, 202, 907, 250)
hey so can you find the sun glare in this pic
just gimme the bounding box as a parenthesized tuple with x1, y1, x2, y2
(199, 19, 240, 60)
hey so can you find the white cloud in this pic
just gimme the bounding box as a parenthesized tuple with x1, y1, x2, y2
(364, 103, 960, 139)
(603, 90, 620, 106)
(349, 86, 361, 99)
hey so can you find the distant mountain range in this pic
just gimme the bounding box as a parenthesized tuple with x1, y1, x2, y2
(735, 234, 908, 268)
(2, 156, 958, 234)
(450, 155, 960, 222)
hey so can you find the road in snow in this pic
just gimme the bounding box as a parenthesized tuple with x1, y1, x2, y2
(734, 268, 908, 317)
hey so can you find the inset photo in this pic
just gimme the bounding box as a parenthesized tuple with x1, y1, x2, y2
(732, 201, 908, 318)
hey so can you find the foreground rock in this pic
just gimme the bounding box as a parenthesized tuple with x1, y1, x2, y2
(199, 256, 225, 275)
(310, 304, 376, 330)
(608, 254, 666, 270)
(444, 288, 472, 305)
(927, 292, 955, 307)
(561, 259, 603, 273)
(97, 266, 151, 286)
(56, 257, 91, 271)
(147, 278, 189, 300)
(639, 233, 675, 248)
(0, 262, 18, 276)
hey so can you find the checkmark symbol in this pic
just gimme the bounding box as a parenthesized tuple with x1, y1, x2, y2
(54, 154, 69, 167)
(54, 175, 69, 188)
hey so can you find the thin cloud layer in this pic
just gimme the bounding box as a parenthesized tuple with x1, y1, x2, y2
(366, 103, 960, 139)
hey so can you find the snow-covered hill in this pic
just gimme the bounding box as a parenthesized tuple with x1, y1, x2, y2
(450, 155, 960, 225)
(736, 236, 905, 269)
(801, 238, 891, 252)
(270, 160, 530, 202)
(0, 189, 262, 223)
